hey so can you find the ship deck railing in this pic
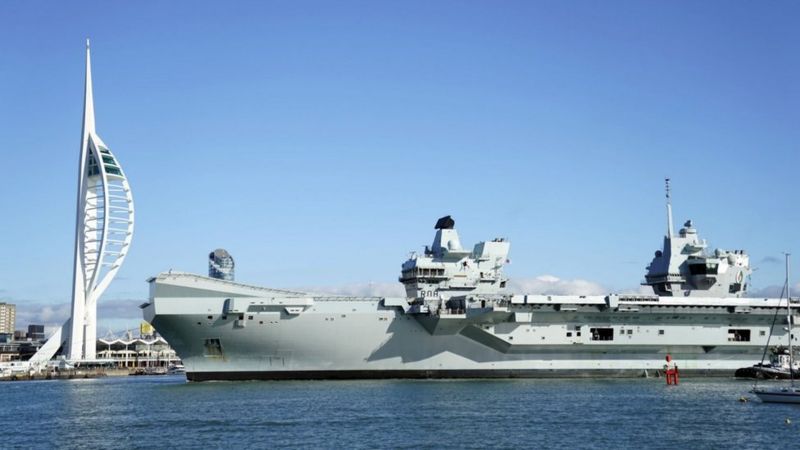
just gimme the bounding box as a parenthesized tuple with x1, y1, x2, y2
(311, 296, 386, 301)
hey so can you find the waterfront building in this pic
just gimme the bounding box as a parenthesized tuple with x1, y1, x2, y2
(28, 41, 134, 366)
(2, 337, 175, 370)
(0, 303, 15, 334)
(3, 322, 178, 371)
(97, 335, 178, 370)
(0, 342, 18, 362)
(208, 249, 235, 281)
(0, 335, 43, 362)
(27, 325, 45, 341)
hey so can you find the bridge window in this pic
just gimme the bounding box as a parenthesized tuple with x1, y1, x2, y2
(728, 329, 750, 342)
(590, 328, 614, 341)
(689, 263, 718, 275)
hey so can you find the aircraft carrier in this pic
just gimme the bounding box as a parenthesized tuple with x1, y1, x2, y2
(142, 187, 795, 381)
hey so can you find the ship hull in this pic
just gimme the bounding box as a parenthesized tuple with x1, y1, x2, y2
(185, 368, 732, 381)
(154, 303, 764, 381)
(144, 273, 785, 382)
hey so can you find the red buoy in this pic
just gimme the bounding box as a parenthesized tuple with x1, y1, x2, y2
(664, 354, 679, 385)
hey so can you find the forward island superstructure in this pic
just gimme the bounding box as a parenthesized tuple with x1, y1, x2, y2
(143, 188, 795, 380)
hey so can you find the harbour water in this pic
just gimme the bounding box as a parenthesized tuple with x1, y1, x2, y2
(2, 376, 799, 449)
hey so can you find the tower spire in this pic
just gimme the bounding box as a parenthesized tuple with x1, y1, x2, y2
(665, 177, 674, 239)
(83, 38, 95, 135)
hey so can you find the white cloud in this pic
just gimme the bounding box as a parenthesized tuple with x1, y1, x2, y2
(301, 282, 406, 297)
(618, 285, 658, 296)
(302, 277, 798, 299)
(748, 282, 800, 299)
(98, 299, 146, 319)
(302, 275, 643, 297)
(508, 275, 609, 296)
(12, 299, 144, 335)
(15, 302, 71, 331)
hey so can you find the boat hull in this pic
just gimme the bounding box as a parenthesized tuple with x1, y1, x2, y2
(754, 388, 800, 404)
(734, 366, 800, 380)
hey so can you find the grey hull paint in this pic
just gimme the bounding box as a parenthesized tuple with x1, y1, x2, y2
(186, 369, 732, 381)
(145, 273, 792, 382)
(148, 303, 772, 382)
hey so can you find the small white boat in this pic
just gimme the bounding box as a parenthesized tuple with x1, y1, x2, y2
(753, 386, 800, 404)
(753, 254, 800, 404)
(168, 363, 186, 375)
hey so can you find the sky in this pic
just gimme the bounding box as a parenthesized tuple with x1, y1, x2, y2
(1, 1, 799, 333)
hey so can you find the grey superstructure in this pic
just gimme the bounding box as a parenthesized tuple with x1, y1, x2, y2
(143, 196, 796, 381)
(643, 179, 750, 297)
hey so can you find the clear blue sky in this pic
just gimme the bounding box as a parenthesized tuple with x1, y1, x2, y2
(1, 1, 798, 330)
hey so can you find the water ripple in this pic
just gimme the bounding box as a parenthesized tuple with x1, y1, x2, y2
(2, 376, 799, 449)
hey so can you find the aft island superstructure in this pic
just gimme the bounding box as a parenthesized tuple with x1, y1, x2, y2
(143, 192, 795, 380)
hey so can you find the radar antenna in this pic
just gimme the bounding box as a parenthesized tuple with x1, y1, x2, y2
(665, 178, 674, 239)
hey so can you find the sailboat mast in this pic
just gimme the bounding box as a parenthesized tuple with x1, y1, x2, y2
(787, 253, 793, 386)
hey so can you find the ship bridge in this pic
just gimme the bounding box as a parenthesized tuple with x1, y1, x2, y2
(643, 179, 751, 297)
(399, 216, 510, 304)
